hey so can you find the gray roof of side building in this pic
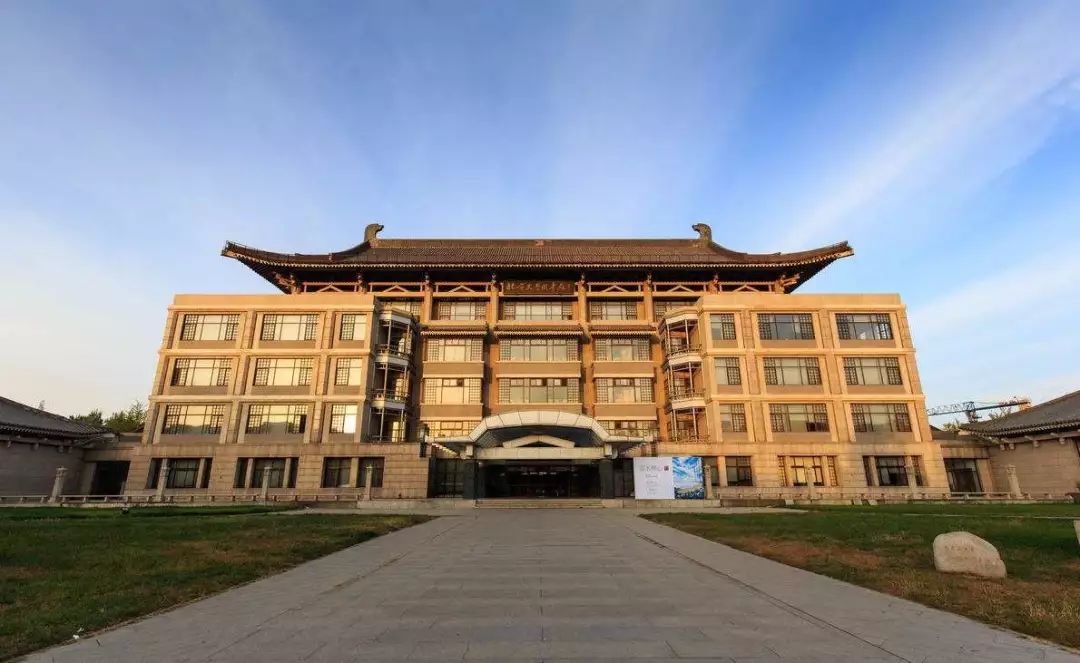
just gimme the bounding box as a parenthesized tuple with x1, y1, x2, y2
(0, 396, 112, 444)
(962, 389, 1080, 437)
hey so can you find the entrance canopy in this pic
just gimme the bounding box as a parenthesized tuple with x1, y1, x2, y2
(433, 411, 648, 458)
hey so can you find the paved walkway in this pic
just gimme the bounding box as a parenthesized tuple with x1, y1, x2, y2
(23, 511, 1079, 663)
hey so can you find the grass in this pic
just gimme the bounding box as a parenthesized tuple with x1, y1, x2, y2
(645, 505, 1080, 648)
(0, 507, 431, 660)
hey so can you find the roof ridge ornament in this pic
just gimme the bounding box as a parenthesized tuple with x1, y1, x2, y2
(364, 223, 384, 244)
(692, 223, 712, 245)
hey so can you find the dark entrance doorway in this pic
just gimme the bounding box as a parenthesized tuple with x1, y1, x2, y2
(91, 461, 130, 495)
(481, 460, 600, 498)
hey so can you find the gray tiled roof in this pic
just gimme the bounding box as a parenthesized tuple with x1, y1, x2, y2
(962, 389, 1080, 436)
(0, 396, 111, 441)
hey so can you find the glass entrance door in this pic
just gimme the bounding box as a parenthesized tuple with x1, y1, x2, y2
(482, 461, 600, 498)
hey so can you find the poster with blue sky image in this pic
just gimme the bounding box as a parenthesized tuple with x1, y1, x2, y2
(672, 457, 705, 499)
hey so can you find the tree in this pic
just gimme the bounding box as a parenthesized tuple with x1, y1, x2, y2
(940, 420, 963, 432)
(104, 401, 147, 433)
(70, 409, 104, 427)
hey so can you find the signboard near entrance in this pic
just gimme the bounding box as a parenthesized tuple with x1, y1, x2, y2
(633, 457, 705, 500)
(633, 457, 674, 499)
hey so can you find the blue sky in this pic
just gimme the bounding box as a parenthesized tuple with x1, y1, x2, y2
(1, 0, 1078, 418)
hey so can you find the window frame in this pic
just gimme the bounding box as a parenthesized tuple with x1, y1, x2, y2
(260, 313, 318, 342)
(245, 404, 309, 435)
(161, 404, 226, 435)
(769, 403, 829, 433)
(252, 357, 314, 387)
(758, 313, 815, 341)
(836, 313, 893, 341)
(843, 357, 902, 386)
(851, 403, 912, 433)
(763, 357, 822, 386)
(710, 313, 737, 341)
(179, 314, 239, 342)
(171, 358, 231, 387)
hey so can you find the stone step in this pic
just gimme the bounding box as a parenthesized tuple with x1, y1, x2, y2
(475, 498, 604, 509)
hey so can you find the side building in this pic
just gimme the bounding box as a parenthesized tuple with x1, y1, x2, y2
(84, 223, 948, 500)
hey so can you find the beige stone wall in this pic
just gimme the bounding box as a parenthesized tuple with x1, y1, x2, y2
(987, 438, 1080, 496)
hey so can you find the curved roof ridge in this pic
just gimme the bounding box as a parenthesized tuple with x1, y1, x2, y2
(963, 388, 1080, 435)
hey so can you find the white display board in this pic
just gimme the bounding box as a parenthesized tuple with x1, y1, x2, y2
(633, 457, 675, 499)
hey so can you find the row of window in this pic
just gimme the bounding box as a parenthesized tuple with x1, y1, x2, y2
(145, 456, 385, 489)
(177, 309, 896, 345)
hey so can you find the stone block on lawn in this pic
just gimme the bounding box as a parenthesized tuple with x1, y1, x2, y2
(932, 531, 1006, 578)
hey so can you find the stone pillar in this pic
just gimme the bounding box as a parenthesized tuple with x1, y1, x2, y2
(156, 460, 169, 501)
(703, 464, 713, 499)
(363, 463, 374, 501)
(905, 457, 918, 494)
(348, 458, 360, 489)
(260, 467, 271, 501)
(244, 461, 255, 490)
(599, 459, 614, 499)
(1005, 465, 1022, 498)
(866, 456, 878, 486)
(196, 458, 208, 490)
(806, 473, 817, 501)
(49, 467, 68, 503)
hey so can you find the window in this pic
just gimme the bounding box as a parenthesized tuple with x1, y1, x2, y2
(329, 404, 358, 434)
(500, 378, 581, 403)
(844, 357, 902, 386)
(758, 313, 814, 340)
(501, 301, 572, 321)
(599, 420, 658, 439)
(382, 299, 422, 316)
(171, 358, 231, 387)
(710, 314, 737, 341)
(339, 314, 366, 341)
(945, 458, 982, 493)
(426, 338, 484, 362)
(763, 357, 821, 386)
(595, 378, 653, 403)
(147, 458, 161, 489)
(166, 459, 200, 489)
(246, 458, 296, 488)
(161, 404, 225, 435)
(357, 458, 384, 488)
(322, 458, 352, 488)
(435, 300, 486, 320)
(867, 456, 921, 486)
(725, 457, 753, 486)
(424, 421, 475, 439)
(179, 314, 239, 341)
(836, 313, 893, 340)
(653, 299, 695, 321)
(260, 314, 318, 341)
(717, 404, 747, 432)
(589, 301, 638, 320)
(713, 357, 741, 386)
(769, 403, 829, 433)
(423, 378, 483, 404)
(784, 456, 825, 486)
(253, 358, 314, 387)
(851, 403, 911, 433)
(245, 404, 308, 435)
(334, 358, 363, 386)
(499, 338, 578, 361)
(594, 337, 649, 361)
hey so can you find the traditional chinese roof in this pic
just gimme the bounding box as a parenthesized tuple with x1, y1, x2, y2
(0, 396, 112, 446)
(222, 223, 853, 292)
(962, 389, 1080, 437)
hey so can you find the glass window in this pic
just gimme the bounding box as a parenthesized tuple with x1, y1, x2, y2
(851, 403, 912, 433)
(843, 357, 902, 385)
(871, 456, 919, 486)
(758, 314, 814, 340)
(245, 404, 308, 435)
(334, 358, 363, 386)
(499, 338, 578, 361)
(763, 357, 821, 386)
(769, 404, 829, 433)
(836, 313, 893, 340)
(166, 459, 200, 489)
(501, 301, 572, 321)
(260, 314, 318, 341)
(594, 338, 649, 361)
(161, 404, 226, 435)
(595, 378, 653, 403)
(427, 338, 484, 362)
(423, 378, 483, 404)
(945, 458, 982, 493)
(653, 299, 696, 321)
(329, 404, 358, 434)
(322, 458, 352, 488)
(381, 299, 422, 316)
(598, 420, 658, 439)
(339, 314, 366, 341)
(725, 457, 753, 486)
(435, 300, 486, 320)
(253, 358, 314, 387)
(713, 357, 741, 386)
(500, 378, 581, 403)
(357, 458, 384, 488)
(784, 456, 825, 486)
(710, 313, 737, 341)
(179, 314, 239, 341)
(171, 358, 231, 387)
(250, 458, 292, 488)
(589, 301, 638, 320)
(424, 421, 475, 438)
(717, 404, 747, 432)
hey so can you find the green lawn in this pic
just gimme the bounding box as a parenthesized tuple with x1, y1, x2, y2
(646, 505, 1080, 648)
(0, 507, 431, 660)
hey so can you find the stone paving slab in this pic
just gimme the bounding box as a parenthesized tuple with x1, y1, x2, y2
(19, 510, 1080, 663)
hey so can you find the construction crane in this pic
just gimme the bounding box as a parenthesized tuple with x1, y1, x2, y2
(925, 397, 1031, 423)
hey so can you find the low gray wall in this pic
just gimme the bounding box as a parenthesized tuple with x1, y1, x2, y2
(0, 443, 85, 496)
